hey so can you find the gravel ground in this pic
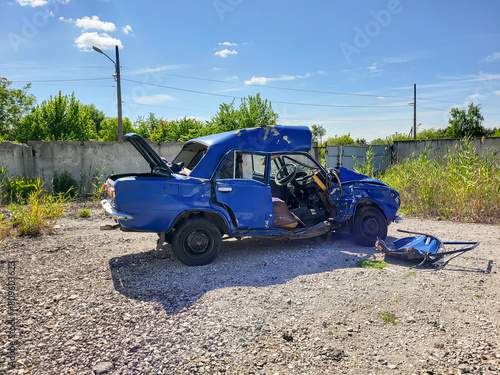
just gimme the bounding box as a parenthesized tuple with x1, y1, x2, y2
(0, 202, 499, 375)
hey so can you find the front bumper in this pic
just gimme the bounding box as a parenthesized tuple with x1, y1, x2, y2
(101, 199, 134, 221)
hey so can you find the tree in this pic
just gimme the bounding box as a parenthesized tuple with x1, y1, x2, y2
(445, 103, 486, 138)
(82, 104, 106, 135)
(0, 77, 35, 139)
(209, 93, 278, 132)
(134, 112, 162, 139)
(325, 133, 356, 145)
(150, 117, 205, 143)
(14, 91, 96, 143)
(311, 124, 326, 144)
(99, 117, 134, 141)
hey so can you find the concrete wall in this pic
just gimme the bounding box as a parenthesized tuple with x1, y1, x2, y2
(392, 137, 500, 162)
(0, 140, 183, 188)
(0, 142, 33, 178)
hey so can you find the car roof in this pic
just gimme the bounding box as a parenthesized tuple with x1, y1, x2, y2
(189, 125, 312, 179)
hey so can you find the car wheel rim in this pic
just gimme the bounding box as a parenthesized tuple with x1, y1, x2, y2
(186, 230, 211, 254)
(362, 216, 380, 237)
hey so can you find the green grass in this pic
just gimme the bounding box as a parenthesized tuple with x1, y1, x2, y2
(1, 189, 67, 237)
(402, 271, 416, 279)
(381, 139, 500, 223)
(377, 312, 398, 325)
(355, 260, 389, 269)
(79, 208, 91, 218)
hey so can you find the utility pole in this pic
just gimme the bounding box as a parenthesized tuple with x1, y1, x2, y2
(413, 83, 417, 141)
(115, 45, 123, 142)
(92, 45, 123, 142)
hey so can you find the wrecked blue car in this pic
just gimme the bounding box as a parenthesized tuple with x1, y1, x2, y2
(101, 126, 401, 265)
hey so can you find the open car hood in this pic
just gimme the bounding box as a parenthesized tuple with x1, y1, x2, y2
(124, 133, 172, 175)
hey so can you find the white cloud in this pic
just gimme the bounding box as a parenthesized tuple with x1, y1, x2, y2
(16, 0, 48, 6)
(75, 16, 116, 32)
(368, 63, 382, 73)
(132, 94, 175, 104)
(214, 49, 238, 58)
(484, 52, 500, 62)
(75, 32, 122, 51)
(122, 25, 133, 34)
(244, 73, 310, 85)
(219, 41, 237, 46)
(495, 90, 500, 96)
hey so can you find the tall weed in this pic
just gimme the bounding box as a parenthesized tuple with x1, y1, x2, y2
(354, 146, 377, 177)
(0, 168, 43, 204)
(3, 189, 67, 236)
(383, 140, 500, 222)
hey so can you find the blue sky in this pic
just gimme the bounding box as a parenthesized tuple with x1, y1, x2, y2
(2, 0, 500, 141)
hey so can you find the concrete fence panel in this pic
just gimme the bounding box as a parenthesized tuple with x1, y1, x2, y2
(1, 140, 184, 189)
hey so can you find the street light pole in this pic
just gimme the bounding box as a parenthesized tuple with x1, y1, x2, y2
(413, 83, 417, 142)
(92, 45, 123, 142)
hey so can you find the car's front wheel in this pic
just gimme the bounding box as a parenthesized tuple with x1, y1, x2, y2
(353, 206, 387, 247)
(171, 218, 222, 266)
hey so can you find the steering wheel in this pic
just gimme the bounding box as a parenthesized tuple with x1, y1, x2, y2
(275, 163, 298, 186)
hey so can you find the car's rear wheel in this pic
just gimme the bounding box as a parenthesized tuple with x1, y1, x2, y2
(171, 218, 221, 266)
(353, 206, 387, 247)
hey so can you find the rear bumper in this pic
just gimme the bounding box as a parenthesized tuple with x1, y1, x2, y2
(101, 199, 134, 221)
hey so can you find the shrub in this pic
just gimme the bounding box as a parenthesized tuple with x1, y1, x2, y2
(7, 189, 67, 236)
(0, 168, 43, 204)
(79, 208, 91, 218)
(382, 139, 500, 222)
(53, 170, 77, 196)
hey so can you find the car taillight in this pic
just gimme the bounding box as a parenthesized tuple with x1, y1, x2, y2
(109, 188, 115, 198)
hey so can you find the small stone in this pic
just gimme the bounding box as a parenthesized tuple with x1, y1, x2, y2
(92, 361, 114, 374)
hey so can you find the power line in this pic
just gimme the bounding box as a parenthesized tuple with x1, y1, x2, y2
(418, 105, 500, 116)
(122, 78, 409, 109)
(11, 78, 113, 83)
(121, 70, 412, 99)
(122, 101, 214, 114)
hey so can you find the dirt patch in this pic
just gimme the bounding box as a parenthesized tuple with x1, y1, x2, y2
(0, 202, 499, 374)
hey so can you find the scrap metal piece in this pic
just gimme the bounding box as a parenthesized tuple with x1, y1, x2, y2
(375, 230, 479, 268)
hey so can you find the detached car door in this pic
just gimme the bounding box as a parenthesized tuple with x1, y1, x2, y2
(214, 151, 273, 230)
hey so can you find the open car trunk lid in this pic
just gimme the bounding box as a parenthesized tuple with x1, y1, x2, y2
(124, 133, 173, 175)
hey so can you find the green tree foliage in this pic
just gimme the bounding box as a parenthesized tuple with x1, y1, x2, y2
(445, 103, 486, 138)
(209, 93, 278, 132)
(82, 104, 106, 135)
(150, 117, 205, 143)
(134, 112, 162, 139)
(311, 124, 326, 143)
(99, 117, 134, 141)
(325, 133, 356, 145)
(15, 92, 96, 143)
(371, 132, 412, 145)
(0, 77, 35, 139)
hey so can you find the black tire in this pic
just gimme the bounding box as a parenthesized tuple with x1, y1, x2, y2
(353, 206, 387, 247)
(171, 218, 221, 266)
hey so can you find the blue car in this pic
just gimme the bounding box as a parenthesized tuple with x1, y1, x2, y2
(101, 126, 401, 265)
